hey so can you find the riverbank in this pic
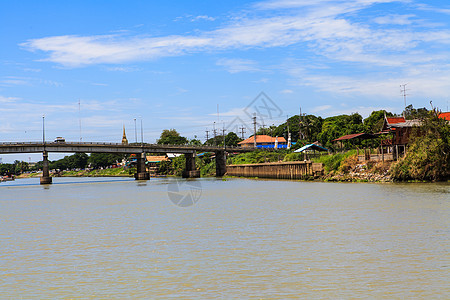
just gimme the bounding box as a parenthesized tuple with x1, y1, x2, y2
(17, 167, 134, 178)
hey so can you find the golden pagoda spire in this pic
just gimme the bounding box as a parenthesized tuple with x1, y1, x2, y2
(122, 124, 128, 145)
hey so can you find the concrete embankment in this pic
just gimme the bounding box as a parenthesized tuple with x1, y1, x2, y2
(226, 161, 323, 180)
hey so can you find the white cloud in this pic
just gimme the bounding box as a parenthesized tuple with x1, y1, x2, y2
(415, 3, 450, 15)
(280, 89, 293, 94)
(17, 0, 450, 100)
(373, 14, 415, 25)
(216, 58, 260, 73)
(191, 15, 216, 22)
(0, 96, 20, 103)
(312, 105, 332, 112)
(22, 0, 450, 69)
(0, 76, 30, 87)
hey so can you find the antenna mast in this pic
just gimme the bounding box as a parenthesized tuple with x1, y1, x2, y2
(400, 83, 408, 118)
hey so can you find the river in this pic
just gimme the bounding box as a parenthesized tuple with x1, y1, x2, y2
(1, 177, 449, 298)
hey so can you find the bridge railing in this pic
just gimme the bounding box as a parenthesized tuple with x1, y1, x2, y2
(0, 141, 252, 150)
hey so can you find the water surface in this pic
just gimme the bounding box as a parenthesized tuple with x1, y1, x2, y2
(1, 177, 449, 298)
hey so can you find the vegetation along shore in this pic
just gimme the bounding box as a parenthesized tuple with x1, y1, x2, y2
(4, 106, 449, 183)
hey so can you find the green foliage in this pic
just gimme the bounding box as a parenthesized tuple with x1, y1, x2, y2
(1, 160, 33, 175)
(318, 113, 364, 149)
(312, 150, 357, 172)
(390, 110, 450, 181)
(283, 152, 303, 162)
(50, 153, 89, 170)
(364, 110, 393, 133)
(225, 132, 242, 146)
(60, 166, 130, 177)
(88, 153, 123, 169)
(157, 155, 186, 176)
(157, 129, 188, 145)
(402, 104, 428, 120)
(228, 150, 286, 164)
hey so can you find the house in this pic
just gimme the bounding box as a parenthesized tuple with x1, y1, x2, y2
(238, 135, 287, 148)
(145, 155, 169, 174)
(381, 115, 422, 159)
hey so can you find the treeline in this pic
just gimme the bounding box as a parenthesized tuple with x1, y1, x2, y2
(256, 105, 429, 150)
(0, 153, 125, 176)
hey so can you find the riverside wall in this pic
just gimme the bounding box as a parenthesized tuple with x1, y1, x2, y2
(226, 161, 323, 180)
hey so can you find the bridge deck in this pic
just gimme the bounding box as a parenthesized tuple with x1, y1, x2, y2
(0, 142, 256, 154)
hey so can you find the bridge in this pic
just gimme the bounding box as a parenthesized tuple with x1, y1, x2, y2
(0, 141, 256, 184)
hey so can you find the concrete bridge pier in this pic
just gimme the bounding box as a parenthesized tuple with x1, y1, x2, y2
(40, 151, 52, 185)
(215, 150, 226, 177)
(135, 153, 150, 180)
(182, 153, 200, 178)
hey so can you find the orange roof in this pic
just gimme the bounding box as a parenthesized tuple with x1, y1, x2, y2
(439, 112, 450, 121)
(146, 155, 168, 162)
(238, 135, 286, 145)
(386, 117, 406, 124)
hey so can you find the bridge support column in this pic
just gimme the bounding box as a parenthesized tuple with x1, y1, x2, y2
(40, 151, 52, 185)
(135, 153, 150, 180)
(182, 153, 200, 178)
(215, 150, 226, 177)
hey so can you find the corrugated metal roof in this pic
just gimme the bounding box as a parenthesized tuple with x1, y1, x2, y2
(333, 133, 377, 141)
(294, 144, 329, 152)
(386, 117, 406, 124)
(389, 120, 422, 127)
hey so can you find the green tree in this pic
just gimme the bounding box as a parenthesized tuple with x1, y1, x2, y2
(157, 129, 188, 145)
(402, 104, 428, 120)
(13, 160, 29, 175)
(390, 109, 450, 181)
(364, 110, 394, 133)
(225, 132, 242, 147)
(88, 153, 123, 169)
(318, 113, 364, 149)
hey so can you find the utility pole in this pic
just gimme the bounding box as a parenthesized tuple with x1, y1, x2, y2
(400, 83, 408, 118)
(42, 115, 45, 145)
(299, 107, 302, 141)
(221, 125, 226, 149)
(213, 122, 217, 146)
(134, 118, 137, 144)
(239, 126, 246, 139)
(205, 129, 209, 145)
(140, 117, 143, 148)
(287, 115, 291, 149)
(253, 114, 257, 148)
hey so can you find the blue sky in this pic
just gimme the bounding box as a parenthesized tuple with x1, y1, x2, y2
(1, 0, 450, 162)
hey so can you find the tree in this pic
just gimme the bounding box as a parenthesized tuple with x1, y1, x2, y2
(13, 160, 29, 175)
(49, 153, 89, 170)
(225, 132, 242, 147)
(402, 104, 428, 120)
(364, 110, 394, 133)
(318, 113, 364, 149)
(88, 153, 123, 169)
(157, 129, 188, 145)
